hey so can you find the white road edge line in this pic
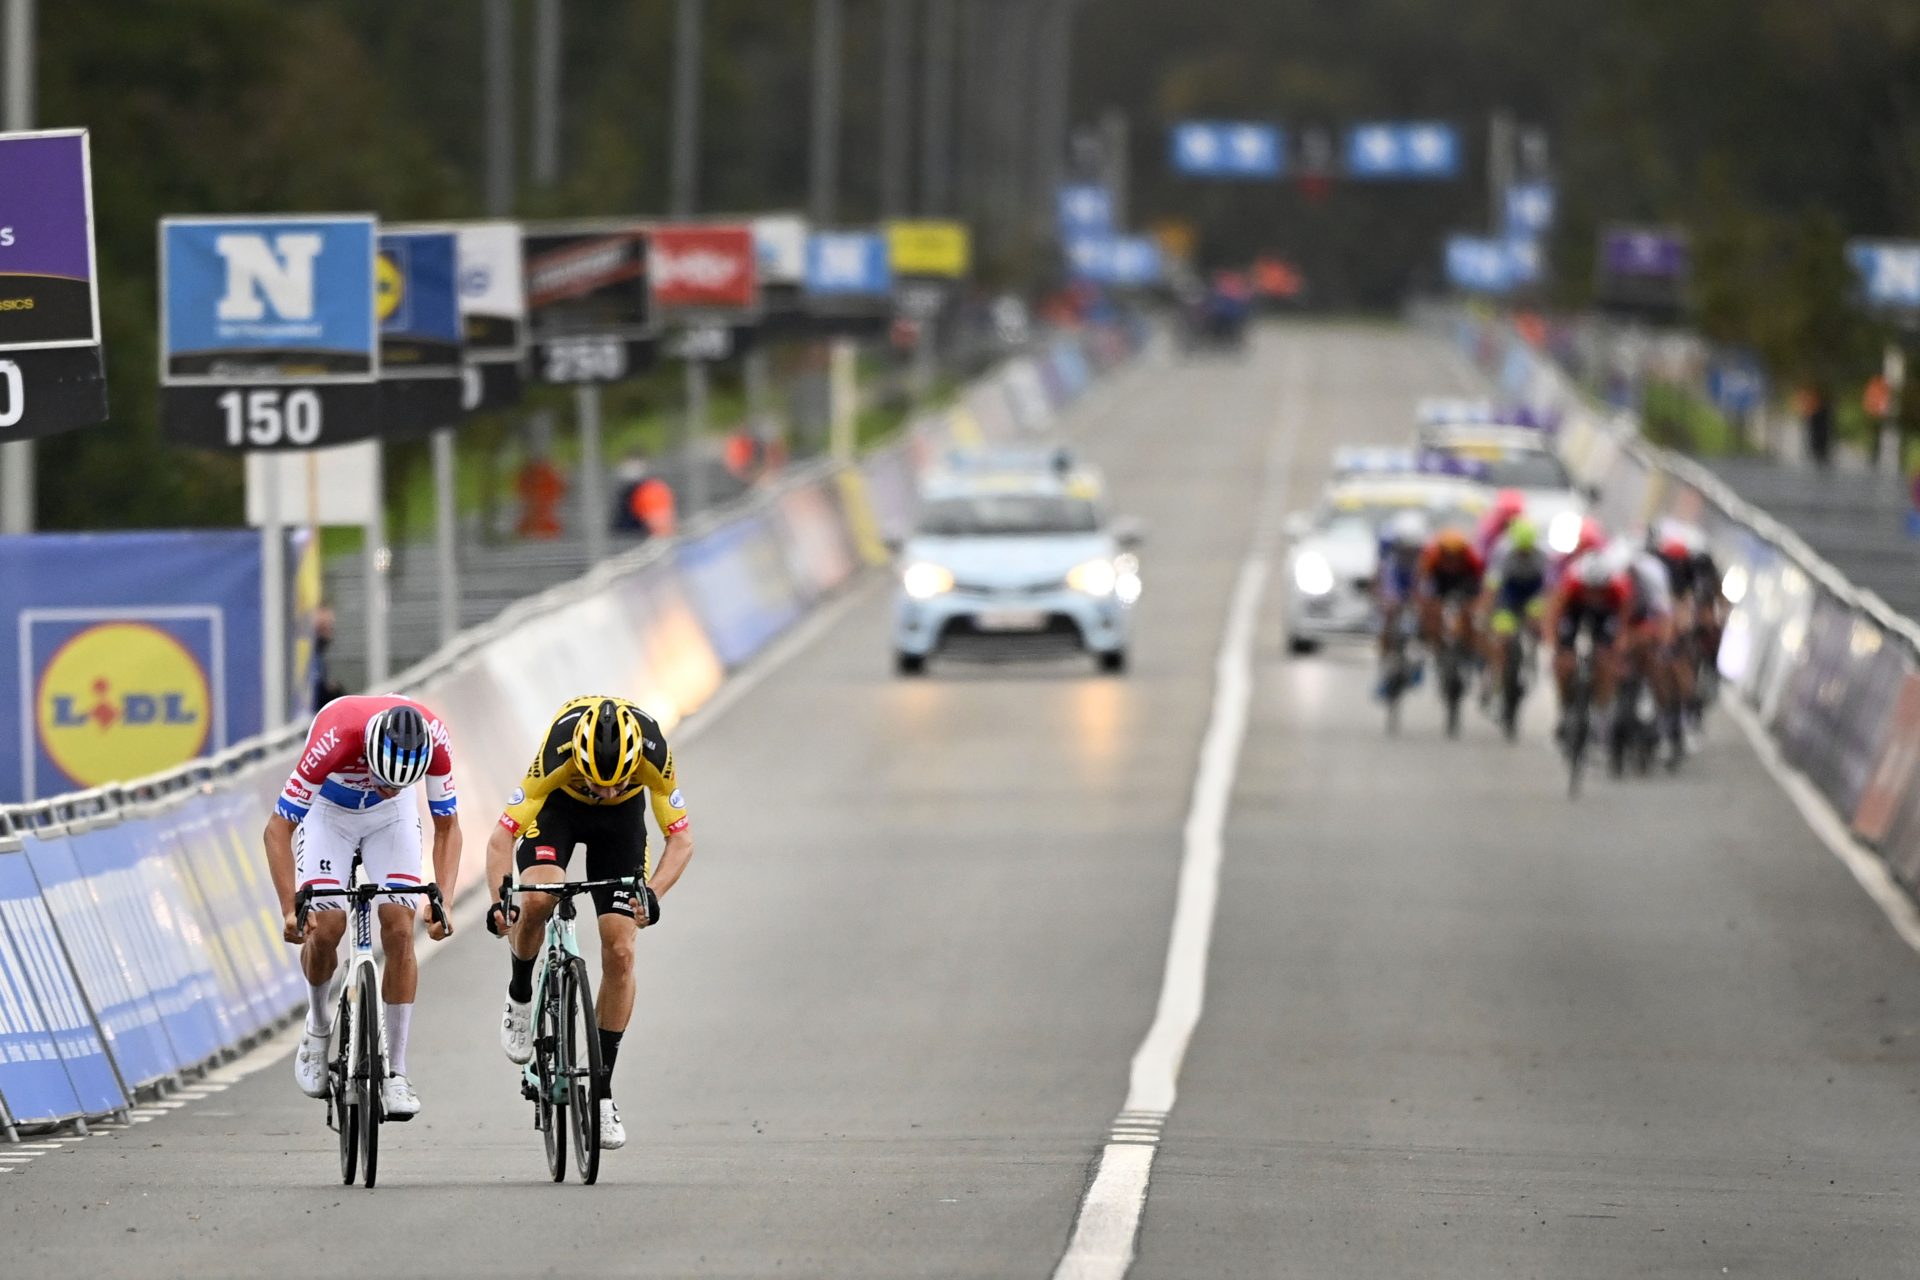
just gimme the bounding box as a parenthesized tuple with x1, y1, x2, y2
(1052, 351, 1302, 1280)
(1724, 697, 1920, 952)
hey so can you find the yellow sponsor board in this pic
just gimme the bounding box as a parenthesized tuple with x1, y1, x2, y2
(886, 220, 971, 278)
(37, 622, 213, 788)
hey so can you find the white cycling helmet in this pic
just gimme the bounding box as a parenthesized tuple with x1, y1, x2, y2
(365, 704, 433, 789)
(1572, 551, 1615, 590)
(1385, 510, 1430, 548)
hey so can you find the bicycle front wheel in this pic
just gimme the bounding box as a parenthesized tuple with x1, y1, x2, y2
(563, 957, 605, 1185)
(357, 964, 382, 1189)
(334, 986, 358, 1186)
(540, 975, 567, 1183)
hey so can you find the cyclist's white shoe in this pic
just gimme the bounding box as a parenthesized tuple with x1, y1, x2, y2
(380, 1073, 421, 1120)
(500, 995, 533, 1064)
(599, 1099, 626, 1150)
(294, 1028, 330, 1098)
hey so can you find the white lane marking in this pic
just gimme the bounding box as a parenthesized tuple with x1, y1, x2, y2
(1724, 698, 1920, 952)
(1053, 347, 1302, 1280)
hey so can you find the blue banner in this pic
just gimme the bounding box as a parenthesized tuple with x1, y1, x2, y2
(1171, 122, 1285, 179)
(1347, 122, 1461, 179)
(1057, 185, 1114, 240)
(1446, 235, 1534, 294)
(1848, 240, 1920, 310)
(0, 530, 268, 802)
(378, 229, 461, 366)
(1708, 357, 1767, 419)
(805, 232, 892, 297)
(0, 849, 114, 1123)
(676, 514, 805, 667)
(161, 215, 377, 382)
(1066, 236, 1163, 287)
(21, 831, 180, 1089)
(1505, 182, 1556, 238)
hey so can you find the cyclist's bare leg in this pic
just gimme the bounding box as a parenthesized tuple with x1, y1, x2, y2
(1553, 644, 1576, 707)
(300, 911, 347, 986)
(507, 863, 565, 963)
(1417, 594, 1443, 648)
(377, 902, 419, 1005)
(1593, 643, 1620, 712)
(595, 912, 639, 1036)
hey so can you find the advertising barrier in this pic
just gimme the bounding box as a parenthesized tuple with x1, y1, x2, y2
(0, 318, 1145, 1131)
(1434, 304, 1920, 924)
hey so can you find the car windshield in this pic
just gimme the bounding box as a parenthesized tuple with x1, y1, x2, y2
(1434, 446, 1569, 489)
(1323, 504, 1479, 541)
(918, 494, 1100, 537)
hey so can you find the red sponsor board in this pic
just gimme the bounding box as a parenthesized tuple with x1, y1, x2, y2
(650, 226, 757, 311)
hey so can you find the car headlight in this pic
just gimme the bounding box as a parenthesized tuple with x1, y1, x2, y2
(1721, 563, 1749, 606)
(1114, 552, 1142, 605)
(1293, 551, 1334, 596)
(902, 562, 955, 600)
(1067, 558, 1118, 597)
(1547, 510, 1583, 555)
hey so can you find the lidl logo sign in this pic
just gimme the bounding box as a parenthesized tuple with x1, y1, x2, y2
(34, 621, 213, 789)
(375, 250, 405, 323)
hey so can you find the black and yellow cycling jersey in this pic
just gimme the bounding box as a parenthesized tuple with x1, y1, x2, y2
(497, 695, 689, 842)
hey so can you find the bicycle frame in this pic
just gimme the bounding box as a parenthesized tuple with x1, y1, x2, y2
(511, 876, 640, 1101)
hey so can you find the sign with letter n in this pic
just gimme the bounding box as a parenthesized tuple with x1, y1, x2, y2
(0, 129, 108, 437)
(159, 214, 381, 450)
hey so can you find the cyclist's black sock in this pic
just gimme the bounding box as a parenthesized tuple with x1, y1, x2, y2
(599, 1028, 623, 1076)
(508, 954, 534, 1003)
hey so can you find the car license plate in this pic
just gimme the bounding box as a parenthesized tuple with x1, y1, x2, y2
(975, 609, 1047, 632)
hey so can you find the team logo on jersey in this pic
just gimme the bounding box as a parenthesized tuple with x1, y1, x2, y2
(508, 786, 525, 805)
(36, 622, 212, 788)
(534, 845, 558, 862)
(667, 789, 684, 809)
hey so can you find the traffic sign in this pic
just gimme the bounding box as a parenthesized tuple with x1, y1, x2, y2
(522, 221, 657, 385)
(1170, 122, 1284, 179)
(160, 214, 380, 450)
(1346, 122, 1460, 179)
(377, 228, 463, 438)
(0, 129, 107, 437)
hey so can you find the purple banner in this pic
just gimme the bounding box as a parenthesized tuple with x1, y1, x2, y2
(0, 130, 98, 349)
(1600, 227, 1688, 281)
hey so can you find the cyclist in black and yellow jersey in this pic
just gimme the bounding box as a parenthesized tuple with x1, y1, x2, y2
(483, 695, 695, 1151)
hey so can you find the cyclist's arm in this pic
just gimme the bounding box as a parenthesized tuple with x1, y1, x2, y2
(643, 745, 694, 900)
(426, 813, 462, 936)
(265, 813, 298, 922)
(264, 714, 349, 921)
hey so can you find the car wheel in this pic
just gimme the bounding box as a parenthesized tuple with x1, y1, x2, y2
(895, 651, 927, 676)
(1097, 650, 1128, 675)
(1286, 635, 1320, 655)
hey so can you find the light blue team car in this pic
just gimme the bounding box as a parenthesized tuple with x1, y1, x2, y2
(891, 455, 1142, 675)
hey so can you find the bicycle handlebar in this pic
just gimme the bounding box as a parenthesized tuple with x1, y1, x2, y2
(507, 876, 644, 899)
(293, 880, 448, 933)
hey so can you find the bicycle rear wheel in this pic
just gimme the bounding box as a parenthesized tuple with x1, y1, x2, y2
(540, 973, 567, 1183)
(333, 986, 357, 1186)
(564, 957, 605, 1185)
(357, 964, 382, 1188)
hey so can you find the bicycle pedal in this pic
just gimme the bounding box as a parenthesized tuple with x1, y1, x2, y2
(384, 1109, 418, 1124)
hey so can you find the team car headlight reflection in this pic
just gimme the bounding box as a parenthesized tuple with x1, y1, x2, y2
(1067, 557, 1119, 597)
(1293, 551, 1335, 596)
(902, 561, 956, 600)
(1547, 511, 1583, 555)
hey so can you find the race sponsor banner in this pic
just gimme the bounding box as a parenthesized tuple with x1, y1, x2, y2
(160, 214, 380, 449)
(1853, 670, 1920, 847)
(454, 221, 526, 411)
(20, 830, 180, 1089)
(0, 531, 270, 802)
(650, 225, 758, 314)
(796, 230, 893, 337)
(0, 846, 120, 1122)
(752, 214, 808, 288)
(885, 220, 971, 279)
(0, 128, 109, 436)
(674, 512, 806, 667)
(1595, 226, 1689, 317)
(523, 221, 656, 385)
(377, 228, 463, 438)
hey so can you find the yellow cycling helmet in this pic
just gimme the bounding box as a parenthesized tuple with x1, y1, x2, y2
(571, 697, 645, 790)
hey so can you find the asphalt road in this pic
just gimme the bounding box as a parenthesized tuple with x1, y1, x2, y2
(10, 324, 1920, 1279)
